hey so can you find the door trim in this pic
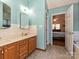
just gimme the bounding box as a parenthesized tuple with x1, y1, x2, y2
(51, 11, 66, 46)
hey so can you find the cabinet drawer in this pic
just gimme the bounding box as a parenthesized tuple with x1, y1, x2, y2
(20, 53, 27, 59)
(19, 39, 26, 46)
(19, 39, 28, 57)
(20, 44, 28, 55)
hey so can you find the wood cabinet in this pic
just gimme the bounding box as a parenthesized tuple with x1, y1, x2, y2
(3, 42, 19, 59)
(29, 36, 36, 54)
(19, 39, 28, 59)
(0, 36, 36, 59)
(0, 47, 3, 59)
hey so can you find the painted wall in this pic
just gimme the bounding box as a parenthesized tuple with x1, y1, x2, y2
(48, 5, 70, 21)
(0, 2, 3, 27)
(28, 0, 46, 49)
(0, 0, 29, 25)
(1, 0, 19, 24)
(47, 5, 70, 44)
(73, 3, 79, 31)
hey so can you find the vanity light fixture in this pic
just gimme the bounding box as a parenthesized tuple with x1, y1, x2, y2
(20, 5, 34, 16)
(53, 19, 57, 22)
(20, 5, 29, 15)
(28, 9, 34, 16)
(20, 5, 27, 14)
(53, 18, 58, 22)
(1, 0, 7, 2)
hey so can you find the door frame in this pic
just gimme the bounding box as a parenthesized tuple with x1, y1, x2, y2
(50, 5, 74, 56)
(65, 4, 74, 56)
(51, 11, 66, 45)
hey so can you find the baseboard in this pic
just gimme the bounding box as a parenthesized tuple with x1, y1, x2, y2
(65, 47, 73, 56)
(36, 48, 46, 51)
(69, 51, 73, 56)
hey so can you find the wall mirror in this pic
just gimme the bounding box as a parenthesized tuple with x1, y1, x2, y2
(20, 12, 29, 29)
(19, 4, 30, 29)
(0, 1, 11, 29)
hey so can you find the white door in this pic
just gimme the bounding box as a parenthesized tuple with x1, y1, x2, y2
(65, 5, 74, 56)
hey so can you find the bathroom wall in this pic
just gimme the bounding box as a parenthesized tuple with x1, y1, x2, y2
(73, 3, 79, 31)
(28, 0, 46, 49)
(48, 5, 70, 23)
(73, 3, 79, 42)
(47, 5, 70, 45)
(0, 0, 28, 25)
(0, 1, 3, 27)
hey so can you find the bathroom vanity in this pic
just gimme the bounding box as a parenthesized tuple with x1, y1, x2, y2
(0, 1, 37, 59)
(0, 32, 36, 59)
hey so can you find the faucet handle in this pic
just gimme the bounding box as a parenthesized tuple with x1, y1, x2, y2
(21, 32, 27, 36)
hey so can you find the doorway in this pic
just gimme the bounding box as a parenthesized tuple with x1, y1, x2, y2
(52, 13, 65, 46)
(49, 5, 74, 56)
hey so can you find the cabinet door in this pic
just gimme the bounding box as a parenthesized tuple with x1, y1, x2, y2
(4, 42, 19, 59)
(0, 48, 3, 59)
(20, 54, 26, 59)
(19, 39, 28, 59)
(29, 36, 36, 54)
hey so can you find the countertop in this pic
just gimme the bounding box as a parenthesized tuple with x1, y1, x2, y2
(0, 32, 36, 47)
(0, 25, 37, 47)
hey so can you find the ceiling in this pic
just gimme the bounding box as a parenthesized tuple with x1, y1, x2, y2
(47, 0, 79, 9)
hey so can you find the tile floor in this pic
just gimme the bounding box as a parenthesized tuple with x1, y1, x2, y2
(27, 45, 73, 59)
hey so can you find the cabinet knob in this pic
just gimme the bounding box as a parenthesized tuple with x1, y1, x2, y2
(5, 49, 8, 52)
(1, 50, 4, 54)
